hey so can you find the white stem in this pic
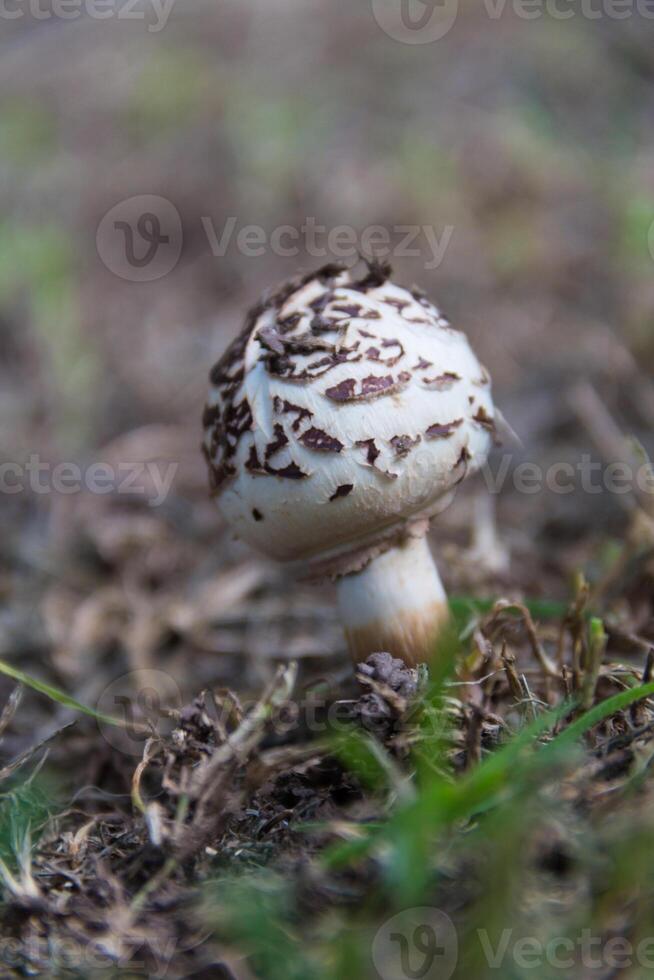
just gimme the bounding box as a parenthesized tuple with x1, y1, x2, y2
(336, 534, 449, 666)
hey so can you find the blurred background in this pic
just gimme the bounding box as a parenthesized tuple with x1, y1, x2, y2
(3, 5, 654, 977)
(1, 0, 654, 709)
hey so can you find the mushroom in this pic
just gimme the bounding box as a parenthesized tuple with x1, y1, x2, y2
(203, 260, 496, 665)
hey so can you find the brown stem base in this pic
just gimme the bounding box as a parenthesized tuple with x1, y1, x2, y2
(336, 534, 449, 666)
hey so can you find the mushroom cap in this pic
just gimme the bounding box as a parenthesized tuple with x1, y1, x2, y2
(203, 261, 495, 564)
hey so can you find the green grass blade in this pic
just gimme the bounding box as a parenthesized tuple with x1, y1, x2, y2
(448, 596, 569, 622)
(0, 658, 122, 728)
(545, 680, 654, 750)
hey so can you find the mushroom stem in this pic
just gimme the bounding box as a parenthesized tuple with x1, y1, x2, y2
(336, 534, 449, 666)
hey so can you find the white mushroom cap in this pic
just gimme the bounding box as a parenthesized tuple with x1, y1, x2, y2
(203, 261, 495, 566)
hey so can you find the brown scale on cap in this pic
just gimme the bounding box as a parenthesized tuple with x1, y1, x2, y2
(409, 283, 429, 305)
(331, 302, 381, 320)
(350, 257, 392, 292)
(422, 372, 461, 391)
(355, 438, 381, 467)
(265, 461, 309, 480)
(390, 434, 422, 458)
(365, 338, 405, 367)
(452, 445, 473, 486)
(202, 403, 221, 428)
(277, 311, 302, 334)
(204, 315, 253, 493)
(309, 314, 342, 334)
(203, 388, 252, 492)
(204, 446, 236, 495)
(261, 329, 348, 357)
(355, 438, 398, 480)
(265, 423, 290, 460)
(203, 263, 364, 492)
(425, 419, 463, 439)
(329, 483, 354, 501)
(267, 347, 362, 383)
(272, 397, 314, 432)
(325, 371, 411, 403)
(245, 445, 267, 475)
(299, 427, 344, 453)
(384, 297, 410, 314)
(308, 293, 330, 314)
(472, 405, 496, 434)
(257, 326, 286, 355)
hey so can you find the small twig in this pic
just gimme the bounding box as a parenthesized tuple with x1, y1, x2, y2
(631, 649, 654, 726)
(366, 738, 415, 804)
(129, 855, 178, 917)
(581, 619, 608, 712)
(0, 686, 22, 743)
(501, 644, 524, 705)
(0, 722, 75, 784)
(489, 600, 558, 677)
(191, 661, 297, 818)
(520, 674, 542, 720)
(131, 737, 162, 814)
(568, 381, 652, 516)
(464, 706, 484, 770)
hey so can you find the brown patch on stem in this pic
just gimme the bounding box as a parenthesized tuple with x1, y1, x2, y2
(343, 603, 450, 667)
